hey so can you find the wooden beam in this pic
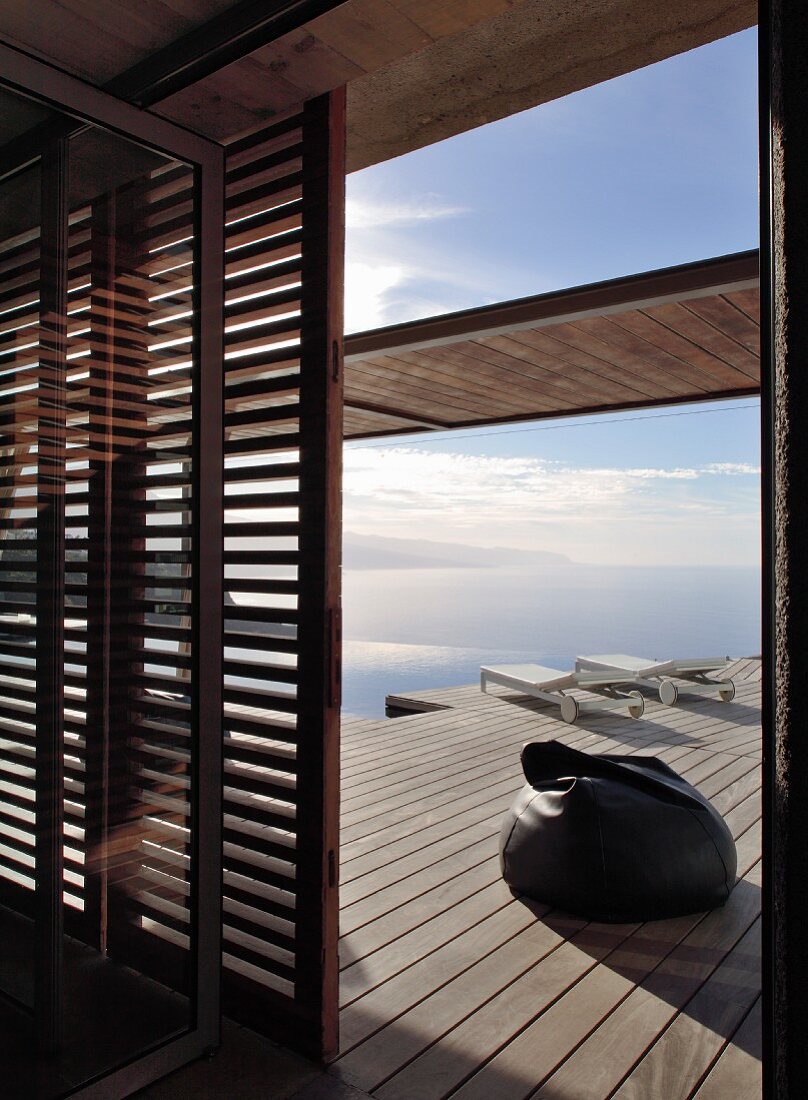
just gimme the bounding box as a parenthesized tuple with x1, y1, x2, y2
(107, 0, 350, 108)
(344, 398, 451, 429)
(295, 86, 345, 1063)
(345, 250, 760, 362)
(343, 385, 761, 441)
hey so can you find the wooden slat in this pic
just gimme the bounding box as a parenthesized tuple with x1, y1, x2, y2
(214, 91, 344, 1061)
(331, 665, 762, 1098)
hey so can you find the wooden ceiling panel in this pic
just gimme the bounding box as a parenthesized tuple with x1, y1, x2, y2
(342, 252, 761, 440)
(155, 56, 303, 138)
(361, 348, 547, 416)
(601, 307, 756, 392)
(372, 345, 581, 415)
(480, 329, 667, 401)
(553, 314, 733, 395)
(0, 0, 238, 84)
(681, 293, 761, 355)
(417, 340, 617, 409)
(641, 301, 759, 381)
(435, 338, 610, 405)
(0, 0, 522, 147)
(346, 359, 493, 421)
(0, 0, 754, 176)
(726, 287, 760, 324)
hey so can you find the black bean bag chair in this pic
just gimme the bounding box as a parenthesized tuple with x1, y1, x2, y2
(499, 740, 737, 922)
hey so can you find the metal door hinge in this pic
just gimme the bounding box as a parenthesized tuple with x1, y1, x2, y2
(331, 339, 340, 383)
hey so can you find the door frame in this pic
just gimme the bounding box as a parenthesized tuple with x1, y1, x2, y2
(0, 40, 224, 1097)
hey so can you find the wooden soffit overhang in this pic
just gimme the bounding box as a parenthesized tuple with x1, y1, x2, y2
(342, 250, 761, 440)
(0, 1, 756, 169)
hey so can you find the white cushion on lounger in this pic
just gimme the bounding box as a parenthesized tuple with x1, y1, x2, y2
(481, 664, 575, 692)
(581, 653, 676, 677)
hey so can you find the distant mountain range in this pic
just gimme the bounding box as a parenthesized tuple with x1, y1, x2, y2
(343, 532, 571, 570)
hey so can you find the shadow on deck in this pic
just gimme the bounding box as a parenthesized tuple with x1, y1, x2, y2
(331, 659, 762, 1100)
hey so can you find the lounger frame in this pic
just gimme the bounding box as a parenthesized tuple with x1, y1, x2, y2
(480, 664, 645, 724)
(575, 655, 736, 705)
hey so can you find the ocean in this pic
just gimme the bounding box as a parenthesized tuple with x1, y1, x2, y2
(341, 563, 761, 717)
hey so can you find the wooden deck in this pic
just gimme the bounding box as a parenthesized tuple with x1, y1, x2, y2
(331, 659, 762, 1100)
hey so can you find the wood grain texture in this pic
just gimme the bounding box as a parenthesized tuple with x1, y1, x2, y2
(332, 661, 762, 1098)
(342, 277, 760, 440)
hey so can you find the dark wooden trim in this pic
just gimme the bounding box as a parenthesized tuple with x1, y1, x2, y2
(758, 2, 775, 1095)
(344, 386, 761, 442)
(107, 0, 349, 108)
(345, 250, 761, 362)
(35, 136, 68, 1054)
(0, 1, 347, 177)
(191, 147, 225, 1051)
(295, 87, 345, 1062)
(0, 40, 223, 180)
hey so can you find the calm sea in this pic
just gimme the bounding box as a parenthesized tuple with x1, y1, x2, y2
(341, 564, 761, 718)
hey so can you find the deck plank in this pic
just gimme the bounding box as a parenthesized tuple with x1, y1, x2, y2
(693, 996, 762, 1098)
(335, 668, 762, 1098)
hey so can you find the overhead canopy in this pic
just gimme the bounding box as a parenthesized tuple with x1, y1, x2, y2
(0, 1, 754, 169)
(342, 250, 760, 440)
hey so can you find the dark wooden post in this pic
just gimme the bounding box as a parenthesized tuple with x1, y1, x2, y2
(296, 87, 346, 1061)
(765, 0, 808, 1093)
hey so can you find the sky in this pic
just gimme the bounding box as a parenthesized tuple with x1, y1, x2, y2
(342, 28, 761, 568)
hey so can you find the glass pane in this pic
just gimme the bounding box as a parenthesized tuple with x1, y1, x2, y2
(0, 156, 40, 1013)
(0, 83, 201, 1096)
(58, 127, 197, 1087)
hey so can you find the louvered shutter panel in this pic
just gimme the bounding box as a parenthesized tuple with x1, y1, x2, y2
(220, 89, 344, 1059)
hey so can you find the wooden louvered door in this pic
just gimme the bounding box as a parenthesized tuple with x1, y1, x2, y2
(0, 50, 223, 1099)
(220, 89, 345, 1060)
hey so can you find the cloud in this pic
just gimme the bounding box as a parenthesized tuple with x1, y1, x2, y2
(345, 193, 474, 332)
(344, 448, 759, 508)
(346, 196, 469, 230)
(344, 187, 551, 333)
(342, 446, 761, 565)
(344, 260, 409, 333)
(703, 462, 761, 476)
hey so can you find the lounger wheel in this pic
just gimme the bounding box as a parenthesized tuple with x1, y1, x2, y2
(659, 679, 679, 706)
(628, 690, 644, 719)
(719, 679, 736, 702)
(560, 696, 579, 724)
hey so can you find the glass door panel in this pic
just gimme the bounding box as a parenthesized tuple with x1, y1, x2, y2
(0, 66, 222, 1097)
(0, 153, 41, 1017)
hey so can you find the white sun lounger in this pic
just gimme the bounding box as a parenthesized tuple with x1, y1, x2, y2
(480, 663, 645, 724)
(574, 654, 736, 705)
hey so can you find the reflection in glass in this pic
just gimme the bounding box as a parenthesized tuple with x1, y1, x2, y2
(0, 84, 199, 1096)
